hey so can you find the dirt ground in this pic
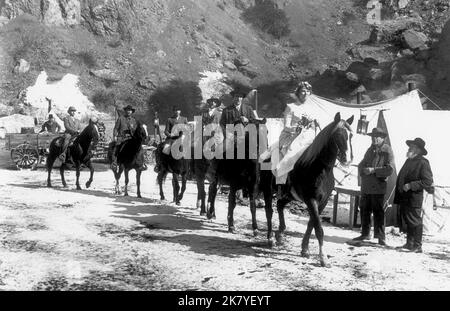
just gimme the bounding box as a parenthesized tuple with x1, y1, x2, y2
(0, 153, 449, 291)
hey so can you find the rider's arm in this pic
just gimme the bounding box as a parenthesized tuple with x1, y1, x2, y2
(113, 117, 121, 139)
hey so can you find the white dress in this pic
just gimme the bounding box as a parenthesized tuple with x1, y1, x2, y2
(273, 103, 318, 184)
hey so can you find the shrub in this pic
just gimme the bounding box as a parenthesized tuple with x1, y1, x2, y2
(147, 80, 203, 121)
(242, 0, 291, 39)
(75, 51, 97, 68)
(91, 89, 116, 113)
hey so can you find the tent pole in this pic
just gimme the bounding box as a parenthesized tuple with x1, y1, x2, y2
(356, 92, 362, 105)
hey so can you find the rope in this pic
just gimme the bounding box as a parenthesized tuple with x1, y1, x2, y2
(417, 89, 443, 110)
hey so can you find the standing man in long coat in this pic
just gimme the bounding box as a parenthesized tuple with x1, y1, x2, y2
(353, 127, 394, 246)
(394, 137, 434, 253)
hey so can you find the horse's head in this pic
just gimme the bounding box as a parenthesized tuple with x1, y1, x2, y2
(332, 112, 354, 166)
(135, 122, 148, 144)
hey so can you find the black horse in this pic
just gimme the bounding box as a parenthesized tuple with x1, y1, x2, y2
(46, 118, 100, 189)
(107, 122, 148, 198)
(215, 118, 267, 236)
(190, 113, 220, 219)
(261, 112, 354, 267)
(155, 135, 189, 205)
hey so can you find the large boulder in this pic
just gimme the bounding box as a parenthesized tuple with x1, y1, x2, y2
(402, 29, 428, 50)
(89, 69, 120, 82)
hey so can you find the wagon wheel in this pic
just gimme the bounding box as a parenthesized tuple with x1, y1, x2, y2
(11, 143, 40, 170)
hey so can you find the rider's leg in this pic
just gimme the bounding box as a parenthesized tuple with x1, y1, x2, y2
(59, 133, 71, 162)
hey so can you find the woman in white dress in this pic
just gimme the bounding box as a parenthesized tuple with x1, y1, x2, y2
(273, 82, 319, 194)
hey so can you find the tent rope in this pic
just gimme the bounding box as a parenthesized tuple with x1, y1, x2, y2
(417, 89, 443, 110)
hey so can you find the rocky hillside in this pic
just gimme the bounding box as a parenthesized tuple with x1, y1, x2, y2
(0, 0, 449, 123)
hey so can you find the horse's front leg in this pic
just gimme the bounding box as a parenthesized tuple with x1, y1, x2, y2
(75, 163, 81, 190)
(306, 198, 330, 268)
(60, 164, 67, 188)
(207, 176, 218, 220)
(178, 173, 187, 203)
(158, 171, 165, 201)
(276, 197, 289, 244)
(85, 160, 94, 188)
(196, 176, 206, 216)
(124, 168, 129, 196)
(262, 183, 274, 247)
(227, 186, 237, 233)
(136, 169, 142, 198)
(301, 219, 314, 258)
(248, 184, 259, 237)
(172, 173, 180, 205)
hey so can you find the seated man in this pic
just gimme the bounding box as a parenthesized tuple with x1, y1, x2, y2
(59, 106, 81, 162)
(39, 114, 61, 134)
(112, 104, 147, 172)
(154, 106, 188, 172)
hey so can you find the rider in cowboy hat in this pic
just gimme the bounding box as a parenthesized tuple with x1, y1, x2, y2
(112, 104, 146, 171)
(394, 137, 434, 253)
(59, 106, 81, 162)
(353, 127, 394, 246)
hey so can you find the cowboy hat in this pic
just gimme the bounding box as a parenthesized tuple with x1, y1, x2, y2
(67, 106, 77, 113)
(123, 105, 136, 113)
(229, 89, 247, 98)
(406, 137, 428, 156)
(367, 127, 387, 138)
(295, 81, 312, 93)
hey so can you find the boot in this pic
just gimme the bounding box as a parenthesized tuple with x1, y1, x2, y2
(352, 234, 371, 241)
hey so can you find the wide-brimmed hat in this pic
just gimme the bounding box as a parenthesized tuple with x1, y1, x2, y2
(230, 89, 247, 98)
(406, 137, 428, 156)
(123, 105, 136, 113)
(367, 127, 387, 138)
(67, 106, 77, 113)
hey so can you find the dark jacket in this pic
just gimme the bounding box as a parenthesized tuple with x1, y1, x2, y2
(358, 143, 394, 194)
(113, 115, 138, 140)
(63, 116, 81, 135)
(394, 155, 434, 208)
(219, 102, 256, 130)
(164, 116, 188, 137)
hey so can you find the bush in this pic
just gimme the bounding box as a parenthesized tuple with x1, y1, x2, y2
(75, 51, 97, 68)
(242, 0, 291, 39)
(147, 80, 203, 121)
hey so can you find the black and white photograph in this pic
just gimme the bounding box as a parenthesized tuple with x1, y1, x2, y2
(0, 0, 449, 294)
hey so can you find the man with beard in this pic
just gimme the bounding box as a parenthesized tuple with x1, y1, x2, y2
(394, 138, 434, 253)
(353, 127, 394, 246)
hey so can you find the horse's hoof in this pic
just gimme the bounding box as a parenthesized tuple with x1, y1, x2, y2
(160, 196, 165, 201)
(207, 213, 216, 220)
(47, 183, 52, 188)
(228, 227, 235, 233)
(301, 250, 310, 258)
(200, 212, 206, 216)
(275, 232, 284, 245)
(320, 258, 331, 268)
(76, 186, 81, 190)
(137, 194, 142, 198)
(176, 201, 181, 206)
(124, 193, 129, 197)
(268, 238, 275, 248)
(253, 229, 259, 237)
(85, 182, 91, 189)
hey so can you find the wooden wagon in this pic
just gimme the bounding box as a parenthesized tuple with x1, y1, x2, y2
(5, 132, 60, 170)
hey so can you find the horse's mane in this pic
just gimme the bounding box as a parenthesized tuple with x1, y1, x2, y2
(297, 120, 340, 167)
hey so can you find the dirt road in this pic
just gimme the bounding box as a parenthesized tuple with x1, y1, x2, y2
(0, 163, 449, 291)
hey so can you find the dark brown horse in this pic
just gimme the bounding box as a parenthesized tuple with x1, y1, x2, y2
(107, 122, 148, 198)
(155, 134, 189, 205)
(46, 118, 100, 190)
(215, 118, 267, 236)
(261, 112, 354, 267)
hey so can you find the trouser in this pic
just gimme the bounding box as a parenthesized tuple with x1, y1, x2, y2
(400, 204, 423, 248)
(360, 194, 386, 241)
(62, 133, 72, 153)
